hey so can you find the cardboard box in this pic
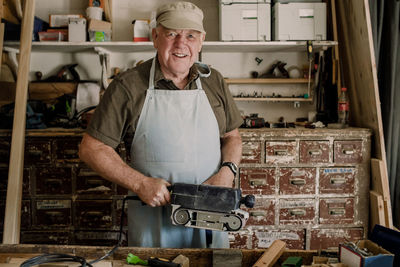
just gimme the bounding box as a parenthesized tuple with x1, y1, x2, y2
(339, 240, 394, 267)
(88, 19, 111, 31)
(49, 14, 83, 28)
(219, 0, 271, 41)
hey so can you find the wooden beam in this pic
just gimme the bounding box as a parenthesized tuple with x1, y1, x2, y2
(2, 0, 35, 244)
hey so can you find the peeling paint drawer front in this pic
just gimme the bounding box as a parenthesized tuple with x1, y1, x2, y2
(55, 137, 81, 162)
(229, 230, 253, 249)
(0, 138, 10, 165)
(1, 200, 31, 229)
(242, 141, 262, 163)
(25, 139, 52, 164)
(20, 231, 70, 245)
(320, 168, 356, 194)
(35, 199, 71, 227)
(244, 197, 275, 226)
(334, 140, 363, 163)
(253, 229, 306, 249)
(279, 167, 316, 195)
(75, 200, 113, 229)
(265, 141, 296, 165)
(319, 198, 354, 224)
(239, 167, 275, 195)
(299, 140, 330, 163)
(279, 199, 315, 225)
(0, 167, 31, 196)
(310, 228, 363, 250)
(76, 166, 114, 195)
(35, 167, 72, 195)
(73, 231, 125, 246)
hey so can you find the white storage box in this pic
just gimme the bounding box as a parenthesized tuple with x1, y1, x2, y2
(272, 2, 326, 40)
(68, 18, 87, 42)
(220, 0, 271, 41)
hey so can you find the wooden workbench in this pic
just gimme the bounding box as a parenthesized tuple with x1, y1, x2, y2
(0, 244, 319, 267)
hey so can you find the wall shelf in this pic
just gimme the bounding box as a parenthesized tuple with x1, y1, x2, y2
(225, 78, 312, 84)
(3, 40, 337, 53)
(233, 97, 313, 102)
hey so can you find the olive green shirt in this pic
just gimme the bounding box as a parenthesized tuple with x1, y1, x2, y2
(86, 57, 243, 149)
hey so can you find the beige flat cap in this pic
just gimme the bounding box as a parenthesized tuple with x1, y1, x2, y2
(156, 1, 205, 33)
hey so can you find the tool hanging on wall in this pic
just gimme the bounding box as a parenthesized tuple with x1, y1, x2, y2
(94, 46, 111, 90)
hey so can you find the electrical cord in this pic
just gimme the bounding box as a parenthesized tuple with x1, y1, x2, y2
(20, 195, 138, 267)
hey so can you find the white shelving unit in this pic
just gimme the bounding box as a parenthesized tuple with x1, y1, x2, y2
(4, 40, 337, 53)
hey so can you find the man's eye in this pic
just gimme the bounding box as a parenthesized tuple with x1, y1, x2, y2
(167, 32, 177, 38)
(187, 34, 195, 39)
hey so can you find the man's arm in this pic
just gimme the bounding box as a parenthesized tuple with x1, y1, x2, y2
(203, 128, 242, 187)
(78, 133, 170, 206)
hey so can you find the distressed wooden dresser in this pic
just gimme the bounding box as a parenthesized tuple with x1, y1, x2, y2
(0, 128, 371, 249)
(229, 127, 372, 250)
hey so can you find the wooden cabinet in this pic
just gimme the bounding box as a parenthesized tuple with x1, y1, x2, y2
(230, 127, 371, 250)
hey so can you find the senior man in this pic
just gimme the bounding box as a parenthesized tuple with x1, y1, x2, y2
(79, 1, 243, 248)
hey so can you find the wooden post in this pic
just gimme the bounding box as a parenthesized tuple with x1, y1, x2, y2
(2, 0, 35, 244)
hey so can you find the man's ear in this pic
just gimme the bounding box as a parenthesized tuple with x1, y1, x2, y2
(152, 28, 158, 48)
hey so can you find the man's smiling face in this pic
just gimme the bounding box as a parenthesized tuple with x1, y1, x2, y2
(153, 26, 205, 78)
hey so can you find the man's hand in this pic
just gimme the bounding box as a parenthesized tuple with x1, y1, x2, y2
(135, 177, 171, 207)
(203, 167, 234, 188)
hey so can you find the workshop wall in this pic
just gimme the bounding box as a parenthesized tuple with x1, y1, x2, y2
(30, 0, 316, 123)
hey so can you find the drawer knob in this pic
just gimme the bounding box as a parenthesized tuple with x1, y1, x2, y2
(290, 178, 306, 185)
(342, 149, 355, 155)
(330, 177, 346, 184)
(289, 209, 306, 216)
(308, 150, 322, 155)
(329, 209, 345, 216)
(274, 150, 288, 156)
(249, 179, 266, 186)
(250, 211, 266, 217)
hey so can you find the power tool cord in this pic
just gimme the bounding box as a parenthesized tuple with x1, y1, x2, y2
(20, 195, 137, 267)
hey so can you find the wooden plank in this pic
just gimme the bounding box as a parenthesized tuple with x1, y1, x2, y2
(252, 240, 286, 267)
(2, 0, 35, 244)
(369, 190, 385, 232)
(0, 23, 4, 78)
(371, 158, 393, 228)
(335, 0, 386, 163)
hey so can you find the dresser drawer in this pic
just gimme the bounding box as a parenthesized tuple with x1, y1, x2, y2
(310, 228, 363, 250)
(334, 140, 363, 163)
(74, 200, 113, 229)
(243, 197, 275, 226)
(299, 140, 330, 163)
(239, 167, 275, 195)
(0, 138, 10, 165)
(55, 137, 82, 162)
(319, 168, 356, 194)
(34, 199, 71, 228)
(253, 229, 305, 250)
(76, 166, 114, 195)
(265, 141, 297, 165)
(25, 139, 52, 164)
(35, 167, 72, 195)
(279, 167, 316, 195)
(242, 141, 262, 163)
(279, 198, 316, 225)
(319, 198, 354, 224)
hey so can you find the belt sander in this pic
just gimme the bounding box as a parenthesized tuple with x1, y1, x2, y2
(170, 183, 255, 232)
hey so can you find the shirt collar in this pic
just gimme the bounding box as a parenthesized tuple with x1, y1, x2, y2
(153, 56, 199, 89)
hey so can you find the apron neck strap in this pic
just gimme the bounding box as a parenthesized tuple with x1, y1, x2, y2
(148, 57, 207, 90)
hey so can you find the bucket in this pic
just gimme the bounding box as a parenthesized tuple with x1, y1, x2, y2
(86, 7, 103, 20)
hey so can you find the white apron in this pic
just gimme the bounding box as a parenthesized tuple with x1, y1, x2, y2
(128, 58, 229, 248)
